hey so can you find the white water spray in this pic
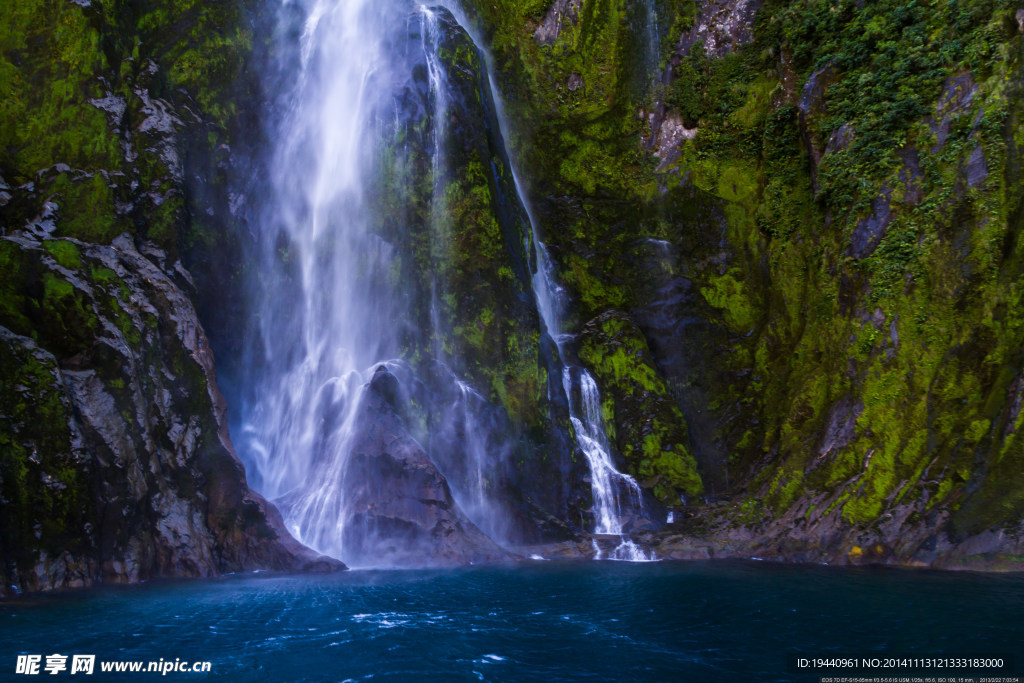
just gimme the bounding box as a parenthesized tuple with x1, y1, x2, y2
(240, 0, 402, 560)
(236, 0, 656, 563)
(238, 0, 509, 562)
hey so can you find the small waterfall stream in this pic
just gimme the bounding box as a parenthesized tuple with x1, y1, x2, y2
(448, 11, 657, 561)
(533, 240, 656, 562)
(525, 226, 654, 560)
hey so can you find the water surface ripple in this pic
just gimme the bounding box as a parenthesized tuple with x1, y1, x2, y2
(2, 561, 1022, 681)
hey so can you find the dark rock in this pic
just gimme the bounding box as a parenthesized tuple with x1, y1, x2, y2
(798, 64, 837, 184)
(650, 112, 698, 167)
(807, 396, 863, 474)
(369, 364, 402, 411)
(823, 124, 854, 156)
(331, 368, 512, 567)
(673, 0, 762, 59)
(1001, 375, 1024, 437)
(798, 65, 835, 128)
(533, 0, 583, 45)
(848, 186, 893, 258)
(965, 144, 988, 187)
(0, 235, 342, 597)
(929, 73, 977, 153)
(898, 146, 925, 205)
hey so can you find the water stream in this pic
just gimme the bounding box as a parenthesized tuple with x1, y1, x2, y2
(458, 13, 657, 560)
(236, 0, 415, 562)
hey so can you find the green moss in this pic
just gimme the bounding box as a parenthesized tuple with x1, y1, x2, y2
(41, 271, 97, 350)
(842, 448, 898, 525)
(699, 270, 757, 332)
(144, 195, 185, 247)
(0, 241, 33, 334)
(734, 497, 767, 525)
(0, 0, 120, 178)
(563, 252, 629, 312)
(579, 311, 703, 501)
(43, 240, 82, 270)
(0, 333, 90, 573)
(490, 331, 546, 427)
(770, 472, 805, 513)
(647, 442, 703, 502)
(90, 265, 118, 285)
(730, 77, 778, 130)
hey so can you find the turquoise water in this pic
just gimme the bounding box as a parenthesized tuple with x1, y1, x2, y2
(2, 561, 1022, 681)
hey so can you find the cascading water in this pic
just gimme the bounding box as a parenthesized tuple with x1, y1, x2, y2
(446, 15, 658, 561)
(237, 0, 405, 560)
(564, 370, 643, 536)
(532, 239, 657, 562)
(234, 0, 520, 565)
(233, 0, 655, 565)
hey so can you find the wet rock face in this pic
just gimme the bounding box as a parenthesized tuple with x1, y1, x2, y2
(797, 63, 838, 182)
(373, 8, 575, 543)
(650, 495, 1024, 571)
(675, 0, 762, 60)
(333, 368, 511, 567)
(647, 0, 763, 157)
(534, 0, 584, 45)
(650, 112, 699, 167)
(848, 187, 893, 258)
(578, 310, 703, 506)
(964, 145, 988, 187)
(0, 0, 343, 596)
(929, 73, 978, 153)
(0, 234, 341, 596)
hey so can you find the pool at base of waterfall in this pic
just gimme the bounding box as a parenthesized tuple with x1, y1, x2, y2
(3, 561, 1022, 681)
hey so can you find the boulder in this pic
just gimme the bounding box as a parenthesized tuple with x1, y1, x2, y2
(287, 367, 512, 567)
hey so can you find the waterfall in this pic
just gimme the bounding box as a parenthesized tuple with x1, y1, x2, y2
(440, 8, 657, 561)
(235, 0, 402, 561)
(563, 370, 642, 536)
(534, 236, 657, 561)
(234, 0, 516, 564)
(232, 0, 654, 564)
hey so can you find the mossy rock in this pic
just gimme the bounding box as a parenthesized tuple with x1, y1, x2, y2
(578, 309, 703, 503)
(0, 327, 93, 584)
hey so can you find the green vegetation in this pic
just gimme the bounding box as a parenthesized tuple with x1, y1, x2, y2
(466, 0, 1024, 546)
(2, 0, 1023, 579)
(0, 0, 253, 250)
(0, 331, 91, 577)
(0, 0, 259, 590)
(579, 311, 703, 502)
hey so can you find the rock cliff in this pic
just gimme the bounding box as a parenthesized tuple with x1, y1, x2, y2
(0, 0, 341, 596)
(462, 0, 1024, 568)
(4, 0, 1024, 589)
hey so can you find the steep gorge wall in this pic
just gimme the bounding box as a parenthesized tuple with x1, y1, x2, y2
(463, 0, 1024, 567)
(4, 0, 1024, 591)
